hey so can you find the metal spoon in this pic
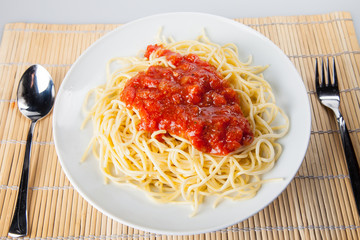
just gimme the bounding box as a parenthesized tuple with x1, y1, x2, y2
(8, 65, 55, 238)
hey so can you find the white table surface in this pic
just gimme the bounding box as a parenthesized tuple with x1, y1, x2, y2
(0, 0, 359, 42)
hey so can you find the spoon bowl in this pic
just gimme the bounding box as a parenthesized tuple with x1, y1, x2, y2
(17, 65, 55, 121)
(8, 65, 55, 238)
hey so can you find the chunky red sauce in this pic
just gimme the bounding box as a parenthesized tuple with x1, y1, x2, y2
(120, 45, 253, 155)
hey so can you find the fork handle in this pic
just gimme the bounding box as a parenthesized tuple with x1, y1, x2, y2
(336, 112, 360, 216)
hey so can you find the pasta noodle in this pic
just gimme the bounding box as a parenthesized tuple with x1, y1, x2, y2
(81, 33, 289, 216)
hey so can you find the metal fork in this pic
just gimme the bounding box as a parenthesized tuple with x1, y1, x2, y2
(315, 58, 360, 216)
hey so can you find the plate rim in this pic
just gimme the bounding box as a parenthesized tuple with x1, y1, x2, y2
(53, 11, 311, 235)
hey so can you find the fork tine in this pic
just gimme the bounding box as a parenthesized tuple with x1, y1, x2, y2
(333, 58, 338, 88)
(321, 58, 326, 87)
(327, 58, 331, 86)
(315, 58, 320, 90)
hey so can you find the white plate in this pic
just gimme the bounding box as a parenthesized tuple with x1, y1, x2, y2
(53, 12, 311, 235)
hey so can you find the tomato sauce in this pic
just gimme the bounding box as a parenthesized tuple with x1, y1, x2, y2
(120, 45, 253, 155)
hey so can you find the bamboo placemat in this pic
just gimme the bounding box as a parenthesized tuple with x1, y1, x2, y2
(0, 11, 360, 240)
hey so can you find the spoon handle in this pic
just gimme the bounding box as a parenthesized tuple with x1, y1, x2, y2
(8, 121, 36, 238)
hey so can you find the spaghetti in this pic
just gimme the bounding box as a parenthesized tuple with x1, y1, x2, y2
(82, 33, 289, 215)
